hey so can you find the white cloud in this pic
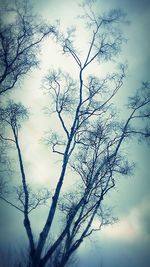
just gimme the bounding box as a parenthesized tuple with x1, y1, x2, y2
(101, 195, 150, 241)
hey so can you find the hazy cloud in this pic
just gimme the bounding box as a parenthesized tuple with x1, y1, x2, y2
(102, 0, 150, 13)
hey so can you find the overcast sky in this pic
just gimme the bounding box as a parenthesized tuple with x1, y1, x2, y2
(0, 0, 150, 266)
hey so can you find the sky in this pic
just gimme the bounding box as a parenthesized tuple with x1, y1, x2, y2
(0, 0, 150, 266)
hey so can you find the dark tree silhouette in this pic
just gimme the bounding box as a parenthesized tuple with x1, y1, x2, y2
(0, 1, 150, 267)
(0, 0, 55, 95)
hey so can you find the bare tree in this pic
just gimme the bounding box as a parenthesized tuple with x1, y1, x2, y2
(0, 101, 51, 260)
(0, 0, 55, 96)
(0, 1, 150, 267)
